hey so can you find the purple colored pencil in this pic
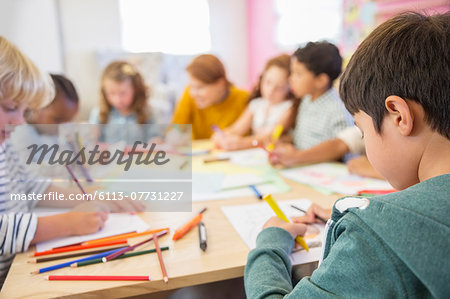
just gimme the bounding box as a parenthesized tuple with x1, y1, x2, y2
(102, 230, 168, 263)
(65, 164, 87, 195)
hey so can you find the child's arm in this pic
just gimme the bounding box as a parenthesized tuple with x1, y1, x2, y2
(30, 210, 108, 245)
(211, 108, 254, 150)
(244, 217, 306, 297)
(347, 156, 384, 179)
(245, 215, 401, 298)
(223, 107, 253, 136)
(270, 139, 349, 167)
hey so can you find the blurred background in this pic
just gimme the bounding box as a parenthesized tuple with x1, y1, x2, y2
(0, 0, 447, 121)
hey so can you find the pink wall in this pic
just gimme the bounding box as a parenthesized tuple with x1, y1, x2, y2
(246, 0, 449, 88)
(246, 0, 279, 90)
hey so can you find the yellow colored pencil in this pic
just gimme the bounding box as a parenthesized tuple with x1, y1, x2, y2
(266, 124, 283, 151)
(263, 194, 309, 251)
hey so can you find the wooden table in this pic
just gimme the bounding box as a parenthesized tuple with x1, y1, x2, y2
(1, 143, 342, 298)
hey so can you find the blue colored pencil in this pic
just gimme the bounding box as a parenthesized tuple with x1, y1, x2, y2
(31, 247, 126, 274)
(249, 184, 263, 200)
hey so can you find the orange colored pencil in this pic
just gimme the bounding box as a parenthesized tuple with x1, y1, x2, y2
(153, 233, 168, 283)
(82, 228, 170, 246)
(31, 239, 128, 257)
(172, 214, 203, 241)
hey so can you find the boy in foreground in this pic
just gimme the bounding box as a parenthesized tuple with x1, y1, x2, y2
(245, 12, 449, 298)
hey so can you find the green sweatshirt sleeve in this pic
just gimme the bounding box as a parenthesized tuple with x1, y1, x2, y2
(245, 215, 412, 298)
(244, 227, 295, 299)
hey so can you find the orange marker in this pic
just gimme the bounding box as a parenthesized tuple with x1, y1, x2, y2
(172, 208, 206, 241)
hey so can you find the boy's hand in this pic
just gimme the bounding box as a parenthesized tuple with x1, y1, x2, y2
(263, 216, 307, 239)
(269, 143, 300, 167)
(66, 211, 109, 235)
(291, 204, 331, 224)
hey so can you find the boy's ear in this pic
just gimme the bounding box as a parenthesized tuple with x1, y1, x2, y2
(315, 73, 330, 90)
(384, 96, 414, 136)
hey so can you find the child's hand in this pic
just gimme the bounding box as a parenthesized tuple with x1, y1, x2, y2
(72, 198, 145, 213)
(263, 216, 307, 239)
(291, 204, 331, 224)
(66, 211, 109, 235)
(347, 156, 384, 179)
(212, 133, 243, 151)
(105, 197, 146, 213)
(269, 143, 300, 167)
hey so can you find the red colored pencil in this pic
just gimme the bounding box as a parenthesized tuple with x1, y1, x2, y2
(46, 275, 151, 281)
(153, 233, 168, 283)
(357, 189, 397, 195)
(102, 230, 168, 262)
(31, 239, 128, 257)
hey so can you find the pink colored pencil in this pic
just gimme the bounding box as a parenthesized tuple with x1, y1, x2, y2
(102, 230, 168, 262)
(46, 275, 151, 281)
(153, 233, 169, 283)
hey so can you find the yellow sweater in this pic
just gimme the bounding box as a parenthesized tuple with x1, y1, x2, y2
(172, 85, 249, 139)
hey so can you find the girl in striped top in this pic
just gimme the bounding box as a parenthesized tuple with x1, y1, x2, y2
(0, 36, 144, 288)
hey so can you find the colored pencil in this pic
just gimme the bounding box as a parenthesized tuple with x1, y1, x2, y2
(46, 275, 151, 281)
(82, 227, 170, 246)
(263, 194, 309, 251)
(72, 133, 93, 182)
(249, 184, 263, 200)
(290, 204, 327, 223)
(102, 230, 168, 262)
(65, 164, 87, 195)
(30, 239, 129, 257)
(172, 208, 207, 241)
(71, 246, 170, 267)
(153, 233, 169, 283)
(31, 247, 125, 274)
(203, 157, 230, 163)
(211, 125, 223, 134)
(28, 245, 126, 263)
(357, 189, 397, 195)
(266, 124, 284, 151)
(179, 160, 189, 169)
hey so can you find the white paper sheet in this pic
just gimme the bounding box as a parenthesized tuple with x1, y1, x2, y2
(35, 212, 149, 252)
(221, 198, 325, 265)
(192, 172, 290, 202)
(217, 148, 269, 167)
(281, 162, 393, 195)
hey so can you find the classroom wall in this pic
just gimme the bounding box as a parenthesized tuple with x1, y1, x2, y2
(0, 0, 64, 73)
(58, 0, 123, 120)
(0, 0, 249, 120)
(246, 0, 280, 90)
(60, 0, 249, 120)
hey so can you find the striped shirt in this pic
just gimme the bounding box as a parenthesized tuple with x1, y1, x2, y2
(0, 141, 50, 287)
(293, 88, 352, 150)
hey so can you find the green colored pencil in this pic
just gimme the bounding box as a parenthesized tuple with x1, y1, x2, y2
(70, 246, 170, 267)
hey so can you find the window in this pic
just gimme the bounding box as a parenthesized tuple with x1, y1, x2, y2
(119, 0, 211, 54)
(275, 0, 343, 48)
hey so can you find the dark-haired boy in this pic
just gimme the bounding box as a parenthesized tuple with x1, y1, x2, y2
(245, 12, 450, 298)
(270, 41, 351, 165)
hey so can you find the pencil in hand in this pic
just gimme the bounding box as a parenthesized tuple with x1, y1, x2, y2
(263, 194, 309, 251)
(290, 204, 327, 223)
